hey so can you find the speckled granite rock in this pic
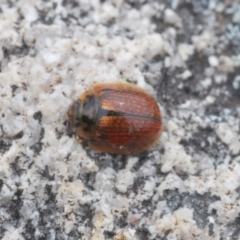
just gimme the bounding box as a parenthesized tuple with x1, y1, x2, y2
(0, 0, 240, 240)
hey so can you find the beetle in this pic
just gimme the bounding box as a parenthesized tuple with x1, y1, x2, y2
(68, 82, 163, 155)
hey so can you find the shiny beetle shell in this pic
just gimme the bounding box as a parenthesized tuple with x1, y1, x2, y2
(68, 82, 163, 155)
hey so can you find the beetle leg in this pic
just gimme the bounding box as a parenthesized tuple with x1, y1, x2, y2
(76, 136, 84, 143)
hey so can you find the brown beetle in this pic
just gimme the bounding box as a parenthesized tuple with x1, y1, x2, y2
(68, 82, 163, 155)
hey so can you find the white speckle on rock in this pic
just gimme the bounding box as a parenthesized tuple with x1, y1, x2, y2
(91, 198, 117, 234)
(192, 30, 217, 52)
(203, 95, 216, 105)
(208, 55, 219, 67)
(143, 178, 155, 192)
(126, 157, 138, 170)
(233, 7, 240, 23)
(3, 229, 25, 240)
(178, 69, 192, 80)
(115, 170, 134, 193)
(171, 0, 180, 9)
(215, 122, 240, 154)
(115, 229, 137, 240)
(217, 55, 239, 73)
(201, 77, 212, 88)
(40, 52, 61, 70)
(214, 74, 227, 84)
(145, 33, 165, 59)
(157, 173, 185, 195)
(149, 208, 200, 238)
(232, 75, 240, 90)
(164, 8, 182, 28)
(94, 168, 116, 193)
(178, 44, 194, 61)
(1, 141, 19, 166)
(20, 4, 38, 24)
(91, 231, 105, 240)
(99, 3, 119, 23)
(161, 139, 194, 174)
(31, 211, 40, 227)
(167, 119, 179, 133)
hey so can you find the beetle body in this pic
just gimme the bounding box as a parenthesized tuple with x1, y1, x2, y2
(68, 82, 163, 155)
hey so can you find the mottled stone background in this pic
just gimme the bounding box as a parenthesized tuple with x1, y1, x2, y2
(0, 0, 240, 239)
